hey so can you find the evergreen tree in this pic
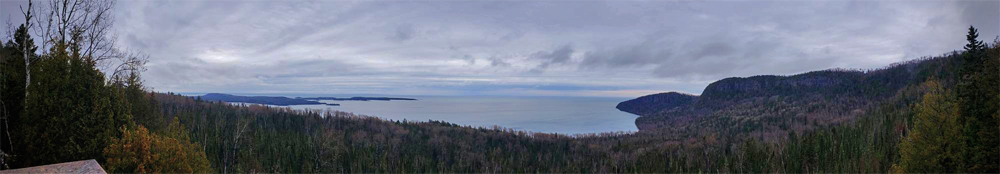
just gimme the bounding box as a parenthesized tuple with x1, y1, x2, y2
(8, 24, 36, 57)
(957, 26, 999, 172)
(974, 36, 1000, 172)
(958, 26, 985, 122)
(116, 70, 165, 132)
(958, 26, 984, 114)
(964, 26, 986, 53)
(17, 40, 129, 167)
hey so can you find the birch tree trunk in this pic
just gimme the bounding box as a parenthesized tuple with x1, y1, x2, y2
(22, 0, 32, 103)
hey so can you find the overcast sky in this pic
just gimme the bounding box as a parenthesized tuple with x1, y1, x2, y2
(2, 0, 998, 97)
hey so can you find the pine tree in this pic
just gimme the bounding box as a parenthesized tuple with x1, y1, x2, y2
(958, 26, 984, 111)
(17, 40, 129, 167)
(965, 26, 985, 52)
(957, 26, 1000, 172)
(958, 26, 985, 121)
(972, 35, 1000, 172)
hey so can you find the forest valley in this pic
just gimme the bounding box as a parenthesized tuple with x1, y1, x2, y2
(0, 0, 998, 173)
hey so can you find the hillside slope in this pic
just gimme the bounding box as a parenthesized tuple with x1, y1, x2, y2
(144, 46, 993, 173)
(620, 52, 961, 140)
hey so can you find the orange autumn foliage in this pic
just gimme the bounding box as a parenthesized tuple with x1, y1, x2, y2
(103, 118, 211, 173)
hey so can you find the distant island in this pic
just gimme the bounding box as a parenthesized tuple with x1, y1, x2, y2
(199, 93, 324, 106)
(197, 93, 416, 106)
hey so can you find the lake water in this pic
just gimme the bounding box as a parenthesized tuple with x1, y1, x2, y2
(247, 96, 639, 134)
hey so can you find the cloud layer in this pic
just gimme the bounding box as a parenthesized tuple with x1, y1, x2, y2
(2, 0, 997, 97)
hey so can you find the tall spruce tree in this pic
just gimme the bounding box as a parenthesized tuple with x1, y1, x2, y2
(957, 25, 999, 172)
(959, 26, 985, 117)
(975, 32, 1000, 173)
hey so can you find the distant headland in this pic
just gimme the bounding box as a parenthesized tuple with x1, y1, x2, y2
(298, 97, 417, 101)
(196, 93, 416, 106)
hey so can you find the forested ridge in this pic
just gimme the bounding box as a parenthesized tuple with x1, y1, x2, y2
(1, 0, 998, 173)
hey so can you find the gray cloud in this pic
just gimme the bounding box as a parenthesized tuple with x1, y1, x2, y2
(3, 0, 995, 97)
(388, 24, 415, 42)
(530, 45, 574, 73)
(462, 55, 476, 65)
(580, 38, 673, 69)
(490, 57, 511, 67)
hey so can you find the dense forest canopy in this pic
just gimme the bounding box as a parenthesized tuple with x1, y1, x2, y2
(0, 0, 998, 173)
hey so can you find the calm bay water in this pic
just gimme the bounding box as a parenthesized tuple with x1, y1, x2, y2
(258, 96, 638, 134)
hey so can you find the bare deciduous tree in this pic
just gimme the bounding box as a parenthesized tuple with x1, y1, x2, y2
(30, 0, 146, 85)
(33, 0, 114, 55)
(109, 49, 148, 86)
